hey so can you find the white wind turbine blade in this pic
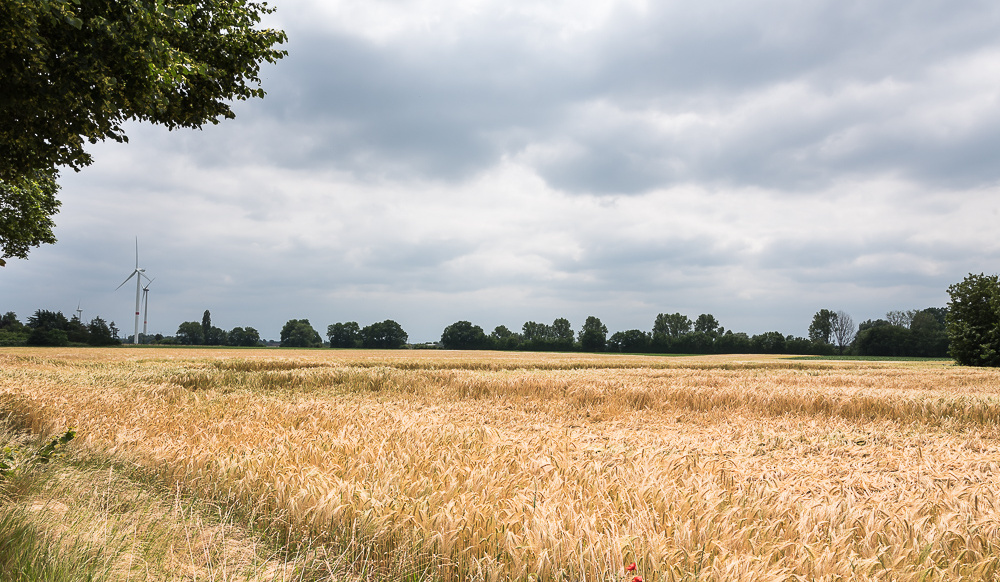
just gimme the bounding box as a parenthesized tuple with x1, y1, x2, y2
(115, 270, 138, 290)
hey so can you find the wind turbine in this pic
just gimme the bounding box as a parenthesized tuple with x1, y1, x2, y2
(75, 301, 83, 323)
(115, 238, 151, 345)
(141, 278, 155, 338)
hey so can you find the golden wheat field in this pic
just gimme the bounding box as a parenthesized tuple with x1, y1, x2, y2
(3, 347, 1000, 581)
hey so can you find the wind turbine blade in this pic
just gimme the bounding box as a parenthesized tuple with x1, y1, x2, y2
(135, 237, 139, 269)
(115, 271, 137, 290)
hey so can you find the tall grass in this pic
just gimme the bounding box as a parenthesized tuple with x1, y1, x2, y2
(3, 348, 1000, 580)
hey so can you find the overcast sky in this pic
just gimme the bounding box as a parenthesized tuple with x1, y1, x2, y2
(4, 0, 1000, 343)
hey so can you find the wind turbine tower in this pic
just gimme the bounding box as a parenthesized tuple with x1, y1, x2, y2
(75, 301, 83, 323)
(141, 278, 155, 337)
(115, 239, 151, 345)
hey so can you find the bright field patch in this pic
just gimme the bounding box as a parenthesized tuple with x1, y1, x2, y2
(3, 348, 1000, 581)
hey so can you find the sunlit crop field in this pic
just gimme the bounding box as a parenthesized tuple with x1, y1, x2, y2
(3, 347, 1000, 581)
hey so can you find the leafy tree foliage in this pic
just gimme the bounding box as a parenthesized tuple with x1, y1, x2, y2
(715, 331, 753, 353)
(1, 0, 287, 258)
(0, 171, 60, 265)
(360, 320, 408, 349)
(909, 310, 948, 357)
(578, 316, 608, 352)
(855, 320, 910, 357)
(204, 325, 228, 346)
(751, 331, 786, 354)
(0, 312, 23, 330)
(521, 321, 549, 344)
(66, 315, 90, 344)
(490, 325, 520, 350)
(26, 309, 69, 331)
(227, 326, 260, 347)
(175, 321, 204, 345)
(608, 329, 651, 353)
(886, 310, 917, 328)
(280, 319, 323, 348)
(87, 316, 119, 346)
(518, 318, 576, 351)
(808, 309, 835, 344)
(440, 321, 489, 350)
(653, 313, 692, 339)
(550, 318, 575, 350)
(853, 308, 949, 358)
(693, 313, 720, 335)
(0, 312, 29, 346)
(327, 322, 362, 348)
(24, 309, 70, 346)
(947, 273, 1000, 366)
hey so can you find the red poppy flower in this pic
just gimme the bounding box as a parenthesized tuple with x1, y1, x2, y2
(626, 562, 637, 572)
(632, 577, 643, 582)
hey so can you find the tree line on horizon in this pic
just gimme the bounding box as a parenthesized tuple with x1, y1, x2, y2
(3, 273, 998, 366)
(0, 305, 969, 358)
(431, 307, 951, 358)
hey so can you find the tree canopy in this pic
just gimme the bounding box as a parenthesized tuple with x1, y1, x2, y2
(280, 319, 323, 348)
(0, 0, 287, 261)
(360, 320, 408, 349)
(440, 320, 489, 350)
(947, 273, 1000, 367)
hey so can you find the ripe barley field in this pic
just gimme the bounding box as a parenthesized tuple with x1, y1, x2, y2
(2, 347, 1000, 581)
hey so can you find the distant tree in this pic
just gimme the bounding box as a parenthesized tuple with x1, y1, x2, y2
(327, 322, 362, 348)
(578, 316, 608, 352)
(87, 316, 119, 346)
(109, 321, 120, 341)
(27, 327, 68, 346)
(831, 310, 856, 354)
(521, 321, 549, 343)
(0, 312, 27, 345)
(550, 318, 575, 350)
(24, 310, 69, 346)
(204, 326, 227, 346)
(855, 320, 910, 357)
(808, 309, 835, 344)
(653, 313, 692, 339)
(176, 321, 204, 345)
(490, 325, 520, 350)
(228, 326, 261, 347)
(751, 331, 786, 354)
(202, 310, 212, 340)
(886, 309, 918, 328)
(909, 309, 948, 357)
(715, 331, 753, 354)
(360, 320, 408, 349)
(0, 312, 23, 330)
(66, 314, 90, 344)
(785, 336, 817, 355)
(694, 313, 720, 335)
(608, 329, 651, 353)
(27, 309, 69, 332)
(947, 273, 1000, 367)
(674, 330, 715, 354)
(440, 320, 489, 350)
(280, 319, 323, 348)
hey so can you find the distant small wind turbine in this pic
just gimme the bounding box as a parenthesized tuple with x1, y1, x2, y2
(75, 301, 83, 322)
(141, 278, 155, 337)
(115, 238, 151, 345)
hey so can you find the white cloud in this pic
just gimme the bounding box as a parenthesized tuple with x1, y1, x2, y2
(5, 0, 1000, 342)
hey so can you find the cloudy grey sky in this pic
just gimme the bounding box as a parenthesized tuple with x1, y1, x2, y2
(4, 0, 1000, 343)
